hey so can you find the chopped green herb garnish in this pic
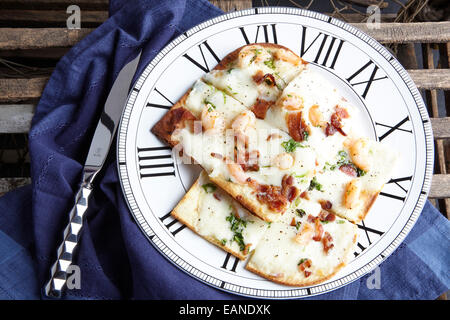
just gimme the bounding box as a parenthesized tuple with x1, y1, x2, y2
(337, 220, 345, 224)
(264, 58, 276, 69)
(222, 91, 227, 104)
(203, 99, 216, 110)
(226, 214, 248, 251)
(227, 68, 233, 74)
(201, 183, 217, 193)
(221, 239, 227, 246)
(297, 258, 307, 265)
(281, 139, 306, 153)
(296, 208, 306, 217)
(295, 221, 302, 230)
(356, 167, 366, 177)
(267, 221, 272, 228)
(320, 220, 330, 224)
(308, 177, 324, 192)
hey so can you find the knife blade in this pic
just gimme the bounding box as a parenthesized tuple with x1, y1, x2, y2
(44, 51, 142, 298)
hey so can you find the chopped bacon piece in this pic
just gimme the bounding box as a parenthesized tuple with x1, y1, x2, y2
(322, 232, 334, 254)
(339, 164, 357, 177)
(252, 71, 277, 87)
(318, 209, 336, 222)
(255, 184, 288, 212)
(252, 70, 264, 84)
(281, 174, 299, 202)
(151, 107, 197, 144)
(300, 191, 309, 200)
(266, 133, 282, 141)
(243, 243, 252, 255)
(325, 122, 337, 137)
(290, 217, 297, 227)
(307, 215, 324, 241)
(335, 106, 349, 119)
(298, 258, 312, 278)
(211, 152, 223, 159)
(325, 106, 348, 137)
(319, 200, 332, 210)
(251, 98, 272, 119)
(213, 193, 221, 201)
(286, 111, 310, 142)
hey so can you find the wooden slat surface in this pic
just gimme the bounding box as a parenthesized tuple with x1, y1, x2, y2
(1, 173, 448, 198)
(1, 69, 448, 104)
(1, 22, 449, 50)
(0, 104, 33, 133)
(429, 174, 450, 199)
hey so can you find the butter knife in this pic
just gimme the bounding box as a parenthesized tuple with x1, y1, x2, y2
(44, 51, 142, 298)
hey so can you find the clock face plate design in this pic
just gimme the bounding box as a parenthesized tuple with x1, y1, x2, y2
(117, 7, 433, 299)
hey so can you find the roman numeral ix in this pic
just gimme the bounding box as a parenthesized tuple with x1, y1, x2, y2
(138, 146, 175, 178)
(346, 60, 387, 99)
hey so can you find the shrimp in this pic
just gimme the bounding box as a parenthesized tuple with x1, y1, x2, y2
(343, 178, 362, 209)
(274, 49, 302, 66)
(348, 138, 371, 172)
(231, 110, 256, 135)
(238, 46, 271, 68)
(308, 104, 324, 127)
(201, 106, 225, 134)
(227, 162, 248, 184)
(272, 153, 294, 170)
(293, 223, 314, 246)
(277, 93, 303, 111)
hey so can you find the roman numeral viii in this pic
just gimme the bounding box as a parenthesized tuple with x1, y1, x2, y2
(299, 26, 344, 69)
(138, 146, 175, 178)
(183, 40, 221, 73)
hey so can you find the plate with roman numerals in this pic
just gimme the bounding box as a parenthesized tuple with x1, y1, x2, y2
(117, 7, 433, 298)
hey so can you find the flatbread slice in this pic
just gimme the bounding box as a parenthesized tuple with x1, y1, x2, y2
(152, 80, 317, 222)
(246, 198, 358, 286)
(172, 171, 269, 259)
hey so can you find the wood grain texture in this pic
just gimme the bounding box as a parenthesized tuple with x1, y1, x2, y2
(0, 104, 34, 133)
(353, 21, 450, 43)
(0, 177, 31, 196)
(429, 174, 450, 199)
(210, 0, 251, 12)
(1, 22, 449, 50)
(0, 28, 93, 50)
(0, 77, 48, 103)
(0, 70, 447, 105)
(408, 69, 450, 90)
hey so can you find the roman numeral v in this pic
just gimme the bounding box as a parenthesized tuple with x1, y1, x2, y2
(183, 40, 221, 73)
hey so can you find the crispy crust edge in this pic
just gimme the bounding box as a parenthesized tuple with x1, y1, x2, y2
(171, 174, 248, 260)
(244, 225, 358, 287)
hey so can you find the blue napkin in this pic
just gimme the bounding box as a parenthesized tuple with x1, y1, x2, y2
(0, 0, 448, 300)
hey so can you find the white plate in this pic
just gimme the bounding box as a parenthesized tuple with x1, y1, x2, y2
(117, 7, 434, 299)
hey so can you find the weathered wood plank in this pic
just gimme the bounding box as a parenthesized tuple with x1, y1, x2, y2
(210, 0, 251, 12)
(0, 177, 31, 196)
(408, 69, 450, 90)
(0, 28, 93, 50)
(0, 77, 48, 103)
(0, 10, 107, 24)
(0, 104, 33, 133)
(1, 22, 449, 50)
(0, 70, 447, 104)
(430, 117, 450, 140)
(353, 21, 450, 44)
(429, 174, 450, 199)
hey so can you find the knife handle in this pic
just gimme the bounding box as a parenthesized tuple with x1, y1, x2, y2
(44, 182, 93, 298)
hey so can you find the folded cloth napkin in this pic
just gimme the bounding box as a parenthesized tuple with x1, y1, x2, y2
(0, 0, 448, 300)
